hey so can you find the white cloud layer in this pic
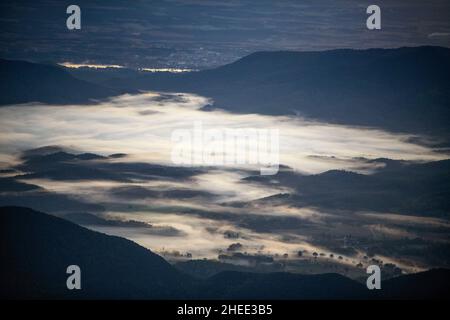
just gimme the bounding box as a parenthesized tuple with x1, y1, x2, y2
(0, 92, 446, 173)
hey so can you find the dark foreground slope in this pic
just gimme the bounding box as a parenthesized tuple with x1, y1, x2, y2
(0, 206, 192, 299)
(201, 271, 367, 300)
(382, 268, 450, 299)
(0, 59, 123, 105)
(1, 206, 449, 299)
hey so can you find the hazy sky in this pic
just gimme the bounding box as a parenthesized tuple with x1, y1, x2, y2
(1, 0, 449, 68)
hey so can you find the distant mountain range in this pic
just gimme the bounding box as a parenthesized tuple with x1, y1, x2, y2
(101, 46, 450, 140)
(1, 206, 449, 299)
(1, 47, 449, 140)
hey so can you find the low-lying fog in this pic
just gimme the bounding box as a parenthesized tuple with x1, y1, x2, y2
(1, 92, 449, 277)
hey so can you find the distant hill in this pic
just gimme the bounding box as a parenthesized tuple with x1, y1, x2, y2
(0, 59, 124, 105)
(104, 46, 450, 140)
(243, 159, 450, 218)
(1, 206, 449, 299)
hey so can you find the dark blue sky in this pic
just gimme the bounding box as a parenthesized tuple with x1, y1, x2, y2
(1, 0, 449, 68)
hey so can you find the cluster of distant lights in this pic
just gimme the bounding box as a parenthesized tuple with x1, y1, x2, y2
(138, 67, 195, 73)
(58, 62, 195, 73)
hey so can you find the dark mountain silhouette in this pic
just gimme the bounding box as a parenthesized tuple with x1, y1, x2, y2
(201, 271, 367, 300)
(0, 59, 124, 105)
(3, 47, 449, 137)
(63, 212, 152, 229)
(176, 260, 265, 279)
(381, 268, 450, 299)
(14, 148, 202, 182)
(243, 159, 450, 218)
(1, 206, 449, 299)
(0, 177, 40, 192)
(0, 179, 104, 213)
(103, 46, 450, 140)
(63, 212, 184, 237)
(0, 206, 192, 299)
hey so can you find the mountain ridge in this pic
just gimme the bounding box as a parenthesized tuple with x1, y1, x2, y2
(101, 46, 450, 141)
(2, 47, 449, 140)
(0, 58, 124, 105)
(1, 206, 449, 299)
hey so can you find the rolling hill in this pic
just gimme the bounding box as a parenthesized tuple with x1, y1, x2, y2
(103, 46, 450, 140)
(0, 59, 123, 105)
